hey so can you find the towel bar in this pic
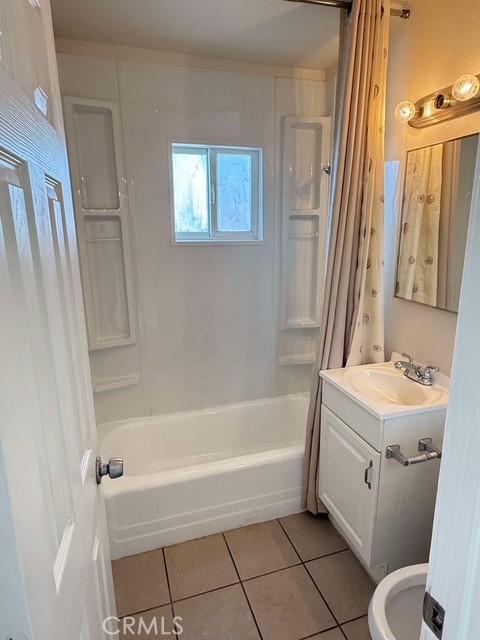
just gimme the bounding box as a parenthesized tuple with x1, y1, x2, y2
(386, 438, 442, 466)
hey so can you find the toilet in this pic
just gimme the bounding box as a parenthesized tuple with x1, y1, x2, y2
(368, 563, 428, 640)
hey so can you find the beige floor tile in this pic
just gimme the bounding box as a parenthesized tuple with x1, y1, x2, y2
(244, 564, 336, 640)
(279, 512, 348, 561)
(342, 616, 372, 640)
(119, 605, 176, 639)
(224, 520, 300, 579)
(112, 549, 170, 617)
(164, 533, 238, 600)
(307, 550, 375, 624)
(173, 584, 260, 640)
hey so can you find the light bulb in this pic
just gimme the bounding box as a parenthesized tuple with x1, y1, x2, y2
(452, 74, 480, 102)
(394, 101, 417, 123)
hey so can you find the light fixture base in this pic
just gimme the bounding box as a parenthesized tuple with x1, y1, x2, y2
(408, 73, 480, 128)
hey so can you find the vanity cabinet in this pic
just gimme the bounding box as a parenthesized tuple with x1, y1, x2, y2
(319, 370, 447, 581)
(320, 406, 380, 564)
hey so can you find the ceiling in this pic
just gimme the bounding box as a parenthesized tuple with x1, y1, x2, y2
(50, 0, 340, 70)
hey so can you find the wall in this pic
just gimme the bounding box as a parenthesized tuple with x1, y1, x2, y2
(385, 0, 480, 374)
(56, 42, 332, 423)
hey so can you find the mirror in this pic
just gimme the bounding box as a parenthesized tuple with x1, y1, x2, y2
(396, 133, 478, 312)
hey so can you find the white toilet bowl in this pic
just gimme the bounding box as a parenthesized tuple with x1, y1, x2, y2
(368, 563, 428, 640)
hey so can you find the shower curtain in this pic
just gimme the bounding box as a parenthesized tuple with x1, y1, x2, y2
(303, 0, 389, 514)
(397, 145, 444, 307)
(437, 140, 462, 310)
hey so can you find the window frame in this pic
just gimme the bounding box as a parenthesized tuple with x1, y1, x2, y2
(168, 141, 264, 245)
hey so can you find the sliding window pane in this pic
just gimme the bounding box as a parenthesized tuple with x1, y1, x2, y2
(172, 148, 209, 234)
(217, 153, 253, 232)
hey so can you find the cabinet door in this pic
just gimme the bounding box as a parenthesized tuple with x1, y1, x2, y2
(319, 406, 380, 564)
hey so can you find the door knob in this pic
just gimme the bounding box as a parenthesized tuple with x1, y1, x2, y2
(96, 457, 124, 485)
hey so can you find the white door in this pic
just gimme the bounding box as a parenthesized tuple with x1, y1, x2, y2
(319, 406, 380, 563)
(0, 1, 117, 639)
(420, 143, 480, 639)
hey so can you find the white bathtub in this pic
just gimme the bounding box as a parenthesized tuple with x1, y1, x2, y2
(99, 393, 308, 559)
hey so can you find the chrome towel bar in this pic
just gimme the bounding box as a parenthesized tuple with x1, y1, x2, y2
(386, 438, 442, 466)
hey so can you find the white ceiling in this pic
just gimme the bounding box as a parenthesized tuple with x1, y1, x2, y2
(50, 0, 340, 70)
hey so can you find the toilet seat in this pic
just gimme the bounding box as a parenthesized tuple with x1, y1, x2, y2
(368, 563, 428, 640)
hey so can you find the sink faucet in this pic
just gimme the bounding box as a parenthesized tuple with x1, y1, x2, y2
(394, 353, 439, 387)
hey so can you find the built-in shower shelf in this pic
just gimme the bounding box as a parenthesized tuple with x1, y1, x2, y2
(92, 373, 140, 393)
(289, 210, 321, 218)
(283, 320, 320, 329)
(278, 354, 316, 366)
(63, 96, 137, 352)
(287, 232, 319, 240)
(280, 116, 330, 333)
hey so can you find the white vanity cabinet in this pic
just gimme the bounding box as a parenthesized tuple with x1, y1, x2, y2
(318, 363, 448, 582)
(320, 406, 380, 564)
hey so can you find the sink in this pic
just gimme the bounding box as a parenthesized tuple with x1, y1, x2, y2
(320, 358, 449, 418)
(343, 367, 445, 407)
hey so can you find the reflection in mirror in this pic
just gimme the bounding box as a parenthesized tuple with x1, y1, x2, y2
(396, 133, 478, 312)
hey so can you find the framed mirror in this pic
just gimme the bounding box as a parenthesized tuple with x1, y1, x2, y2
(395, 133, 478, 313)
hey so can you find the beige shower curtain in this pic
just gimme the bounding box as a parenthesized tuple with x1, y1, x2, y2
(304, 0, 389, 514)
(437, 140, 461, 310)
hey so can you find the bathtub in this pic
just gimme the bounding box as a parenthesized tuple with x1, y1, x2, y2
(99, 393, 309, 559)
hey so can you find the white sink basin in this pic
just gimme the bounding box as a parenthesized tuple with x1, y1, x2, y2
(320, 358, 449, 418)
(343, 368, 445, 407)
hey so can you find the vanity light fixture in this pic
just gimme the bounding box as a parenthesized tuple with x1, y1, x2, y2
(394, 100, 417, 123)
(395, 72, 480, 128)
(452, 73, 480, 102)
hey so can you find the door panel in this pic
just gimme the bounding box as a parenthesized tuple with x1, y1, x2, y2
(421, 142, 480, 639)
(0, 0, 116, 638)
(319, 406, 380, 563)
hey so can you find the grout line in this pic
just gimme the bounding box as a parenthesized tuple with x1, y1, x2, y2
(339, 613, 370, 626)
(171, 581, 240, 604)
(305, 547, 350, 562)
(222, 532, 264, 640)
(120, 600, 172, 618)
(303, 561, 343, 629)
(162, 547, 174, 603)
(276, 518, 344, 629)
(298, 624, 341, 640)
(162, 548, 178, 639)
(276, 518, 304, 562)
(277, 517, 349, 563)
(241, 561, 303, 583)
(278, 517, 368, 632)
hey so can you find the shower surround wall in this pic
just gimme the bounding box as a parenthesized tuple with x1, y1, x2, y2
(56, 42, 331, 423)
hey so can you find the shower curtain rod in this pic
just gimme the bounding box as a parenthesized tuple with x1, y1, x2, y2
(284, 0, 411, 19)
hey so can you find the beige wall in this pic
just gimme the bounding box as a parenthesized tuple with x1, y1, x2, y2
(385, 0, 480, 374)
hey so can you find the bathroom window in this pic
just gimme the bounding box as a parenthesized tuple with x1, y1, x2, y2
(170, 142, 263, 244)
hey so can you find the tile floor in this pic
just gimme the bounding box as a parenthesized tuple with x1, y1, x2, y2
(112, 512, 374, 640)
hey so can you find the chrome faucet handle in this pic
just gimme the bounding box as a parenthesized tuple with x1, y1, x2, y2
(422, 365, 440, 375)
(419, 365, 439, 384)
(401, 352, 413, 364)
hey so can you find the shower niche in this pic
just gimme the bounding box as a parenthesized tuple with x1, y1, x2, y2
(63, 97, 141, 397)
(278, 116, 331, 369)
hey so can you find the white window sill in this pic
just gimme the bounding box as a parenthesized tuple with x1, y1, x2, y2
(171, 239, 267, 247)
